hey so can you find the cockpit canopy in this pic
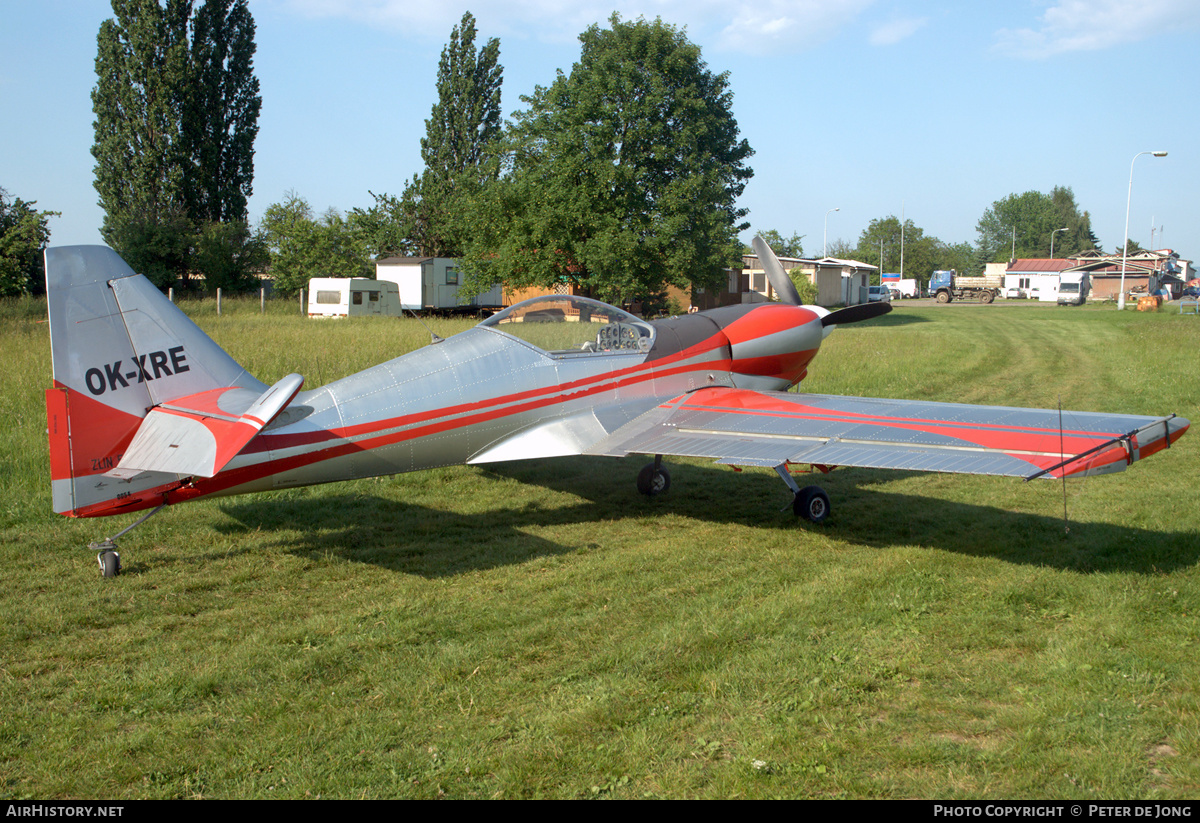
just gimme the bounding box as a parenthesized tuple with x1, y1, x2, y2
(479, 295, 655, 356)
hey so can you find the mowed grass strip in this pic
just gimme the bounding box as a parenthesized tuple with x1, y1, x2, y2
(0, 296, 1198, 798)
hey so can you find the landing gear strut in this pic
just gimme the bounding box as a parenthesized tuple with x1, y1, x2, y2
(774, 464, 831, 523)
(87, 502, 167, 578)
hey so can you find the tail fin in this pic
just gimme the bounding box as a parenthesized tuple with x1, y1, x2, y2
(45, 246, 266, 517)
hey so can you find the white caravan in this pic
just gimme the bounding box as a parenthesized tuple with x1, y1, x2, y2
(307, 277, 403, 318)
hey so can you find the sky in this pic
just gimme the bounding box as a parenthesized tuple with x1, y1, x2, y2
(3, 0, 1198, 262)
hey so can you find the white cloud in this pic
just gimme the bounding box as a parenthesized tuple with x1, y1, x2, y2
(993, 0, 1200, 58)
(712, 0, 875, 52)
(868, 16, 927, 46)
(275, 0, 878, 53)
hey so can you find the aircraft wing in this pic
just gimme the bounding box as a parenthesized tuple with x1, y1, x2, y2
(585, 387, 1188, 480)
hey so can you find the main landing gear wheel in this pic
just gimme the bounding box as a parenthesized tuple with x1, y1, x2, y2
(91, 541, 121, 578)
(637, 462, 671, 496)
(793, 486, 830, 523)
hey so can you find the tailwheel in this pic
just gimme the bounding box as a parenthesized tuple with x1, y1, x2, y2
(793, 486, 830, 523)
(91, 541, 121, 578)
(86, 503, 167, 579)
(637, 460, 671, 496)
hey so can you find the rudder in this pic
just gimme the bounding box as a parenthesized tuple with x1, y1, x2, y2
(45, 246, 266, 516)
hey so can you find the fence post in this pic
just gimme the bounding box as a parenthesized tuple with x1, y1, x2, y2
(168, 287, 173, 303)
(261, 287, 265, 314)
(300, 289, 305, 316)
(217, 287, 222, 316)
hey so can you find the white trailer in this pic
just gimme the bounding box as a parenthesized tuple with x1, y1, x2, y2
(308, 278, 403, 318)
(375, 256, 503, 313)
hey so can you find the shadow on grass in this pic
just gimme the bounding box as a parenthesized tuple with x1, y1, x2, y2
(215, 456, 1200, 578)
(851, 311, 930, 328)
(214, 492, 575, 578)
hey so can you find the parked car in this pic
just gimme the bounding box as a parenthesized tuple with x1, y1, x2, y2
(868, 285, 893, 303)
(1005, 287, 1025, 299)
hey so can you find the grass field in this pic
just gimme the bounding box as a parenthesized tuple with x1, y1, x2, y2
(1, 295, 1198, 799)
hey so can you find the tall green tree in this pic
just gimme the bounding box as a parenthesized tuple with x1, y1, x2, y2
(1115, 238, 1147, 256)
(937, 240, 979, 278)
(851, 216, 941, 282)
(0, 188, 60, 296)
(185, 0, 260, 224)
(349, 192, 417, 260)
(92, 0, 261, 288)
(461, 15, 753, 303)
(261, 193, 371, 296)
(847, 216, 974, 288)
(853, 216, 906, 276)
(92, 0, 194, 284)
(976, 186, 1098, 262)
(400, 12, 502, 257)
(191, 220, 267, 294)
(755, 229, 805, 259)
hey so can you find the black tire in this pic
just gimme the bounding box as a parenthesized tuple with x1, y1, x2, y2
(98, 550, 121, 578)
(936, 291, 950, 304)
(982, 291, 995, 304)
(636, 462, 671, 496)
(793, 486, 830, 523)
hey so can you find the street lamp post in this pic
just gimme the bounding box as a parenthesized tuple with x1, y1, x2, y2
(1118, 151, 1167, 310)
(824, 208, 839, 257)
(1050, 227, 1068, 259)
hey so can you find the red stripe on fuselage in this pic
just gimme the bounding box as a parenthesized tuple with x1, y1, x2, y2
(241, 331, 734, 453)
(729, 351, 817, 384)
(70, 331, 739, 517)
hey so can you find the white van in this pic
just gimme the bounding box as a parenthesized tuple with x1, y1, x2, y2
(308, 278, 403, 318)
(1057, 272, 1090, 306)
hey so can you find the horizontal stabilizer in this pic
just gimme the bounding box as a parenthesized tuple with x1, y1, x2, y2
(109, 373, 304, 479)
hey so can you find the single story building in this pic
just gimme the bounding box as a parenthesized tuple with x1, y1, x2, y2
(1004, 258, 1076, 302)
(741, 254, 877, 306)
(999, 249, 1194, 303)
(1063, 250, 1189, 301)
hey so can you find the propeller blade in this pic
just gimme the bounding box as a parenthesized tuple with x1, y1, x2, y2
(820, 301, 892, 327)
(752, 235, 802, 306)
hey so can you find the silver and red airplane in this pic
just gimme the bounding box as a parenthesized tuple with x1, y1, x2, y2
(45, 239, 1189, 577)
